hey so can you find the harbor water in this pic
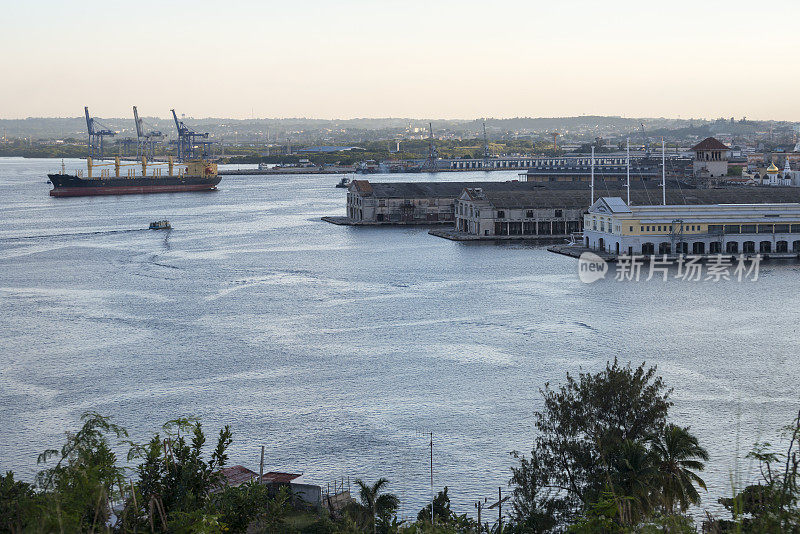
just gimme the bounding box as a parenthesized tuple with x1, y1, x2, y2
(1, 157, 798, 520)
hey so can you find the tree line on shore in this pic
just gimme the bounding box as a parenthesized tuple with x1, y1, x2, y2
(1, 360, 798, 533)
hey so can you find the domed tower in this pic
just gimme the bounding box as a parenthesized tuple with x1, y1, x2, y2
(766, 162, 780, 185)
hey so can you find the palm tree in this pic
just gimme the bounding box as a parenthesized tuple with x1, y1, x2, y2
(608, 439, 661, 524)
(651, 424, 709, 513)
(354, 477, 399, 534)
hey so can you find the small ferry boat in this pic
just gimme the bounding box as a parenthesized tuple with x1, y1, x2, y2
(149, 220, 171, 230)
(335, 176, 351, 188)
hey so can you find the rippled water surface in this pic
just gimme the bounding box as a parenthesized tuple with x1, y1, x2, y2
(1, 158, 798, 520)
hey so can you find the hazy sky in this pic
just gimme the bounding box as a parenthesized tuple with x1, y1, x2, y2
(2, 0, 799, 120)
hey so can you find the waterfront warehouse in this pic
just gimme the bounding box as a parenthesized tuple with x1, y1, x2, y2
(584, 197, 800, 256)
(345, 179, 559, 224)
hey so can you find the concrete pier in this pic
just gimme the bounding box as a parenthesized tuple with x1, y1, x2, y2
(429, 229, 570, 243)
(321, 216, 451, 226)
(547, 243, 800, 263)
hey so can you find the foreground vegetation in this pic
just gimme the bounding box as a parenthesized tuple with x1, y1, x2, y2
(1, 361, 797, 533)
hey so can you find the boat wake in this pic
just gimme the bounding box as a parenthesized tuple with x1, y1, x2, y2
(1, 228, 146, 241)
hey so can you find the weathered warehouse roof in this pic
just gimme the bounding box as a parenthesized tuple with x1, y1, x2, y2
(352, 179, 691, 199)
(477, 187, 800, 209)
(350, 179, 800, 207)
(355, 181, 544, 198)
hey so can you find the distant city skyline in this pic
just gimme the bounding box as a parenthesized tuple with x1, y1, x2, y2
(3, 0, 799, 121)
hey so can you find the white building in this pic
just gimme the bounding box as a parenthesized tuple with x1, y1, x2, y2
(584, 197, 800, 256)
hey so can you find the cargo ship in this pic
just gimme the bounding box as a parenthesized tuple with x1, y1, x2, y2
(48, 157, 220, 197)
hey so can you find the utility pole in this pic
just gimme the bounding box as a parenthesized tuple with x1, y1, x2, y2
(487, 487, 509, 534)
(662, 137, 666, 205)
(626, 137, 631, 206)
(259, 445, 265, 483)
(591, 145, 595, 205)
(429, 432, 434, 525)
(475, 500, 483, 533)
(498, 487, 502, 533)
(483, 121, 490, 168)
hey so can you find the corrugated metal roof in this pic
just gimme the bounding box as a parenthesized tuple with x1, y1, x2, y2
(261, 472, 302, 484)
(352, 179, 694, 199)
(218, 465, 258, 486)
(602, 197, 632, 213)
(480, 187, 800, 209)
(350, 178, 800, 207)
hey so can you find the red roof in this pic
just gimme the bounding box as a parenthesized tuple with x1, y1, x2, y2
(261, 471, 302, 484)
(691, 137, 729, 151)
(218, 465, 259, 486)
(217, 466, 303, 486)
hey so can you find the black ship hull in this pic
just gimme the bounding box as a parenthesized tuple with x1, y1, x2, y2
(48, 174, 221, 197)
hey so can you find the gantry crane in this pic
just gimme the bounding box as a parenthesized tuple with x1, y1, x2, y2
(133, 106, 164, 160)
(85, 107, 115, 160)
(640, 123, 651, 159)
(422, 122, 439, 172)
(171, 109, 210, 162)
(483, 122, 491, 163)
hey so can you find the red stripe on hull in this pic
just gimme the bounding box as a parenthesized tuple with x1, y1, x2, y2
(50, 184, 218, 197)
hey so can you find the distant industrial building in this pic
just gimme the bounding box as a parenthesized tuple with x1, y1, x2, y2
(519, 156, 689, 183)
(584, 197, 800, 256)
(449, 155, 691, 180)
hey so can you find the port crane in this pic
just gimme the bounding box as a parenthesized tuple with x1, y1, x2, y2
(133, 106, 164, 160)
(422, 122, 438, 172)
(171, 109, 210, 162)
(483, 122, 491, 164)
(84, 107, 115, 160)
(640, 123, 651, 159)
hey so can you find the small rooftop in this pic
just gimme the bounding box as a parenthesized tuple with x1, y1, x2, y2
(218, 465, 258, 486)
(262, 472, 303, 484)
(217, 466, 303, 487)
(691, 137, 729, 151)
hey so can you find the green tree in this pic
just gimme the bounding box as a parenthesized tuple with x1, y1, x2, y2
(0, 471, 40, 533)
(651, 424, 709, 514)
(354, 477, 400, 534)
(206, 480, 273, 533)
(715, 409, 800, 532)
(417, 486, 454, 524)
(607, 440, 660, 524)
(122, 418, 233, 531)
(36, 412, 128, 532)
(509, 360, 673, 530)
(249, 485, 294, 534)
